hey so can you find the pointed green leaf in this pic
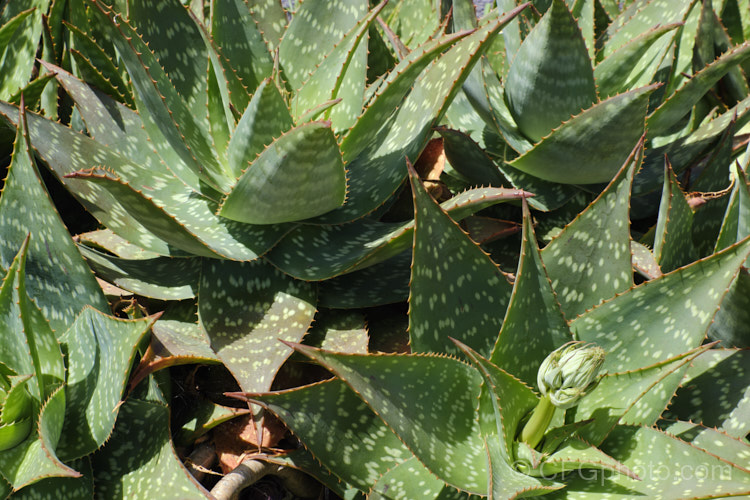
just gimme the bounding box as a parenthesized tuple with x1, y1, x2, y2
(266, 186, 529, 280)
(9, 457, 94, 499)
(653, 161, 698, 273)
(594, 22, 681, 99)
(247, 0, 288, 53)
(199, 259, 316, 392)
(408, 166, 513, 356)
(571, 347, 706, 445)
(648, 41, 750, 136)
(509, 85, 655, 184)
(292, 2, 385, 130)
(211, 0, 273, 94)
(279, 0, 367, 92)
(0, 105, 109, 333)
(667, 348, 750, 439)
(226, 78, 294, 181)
(660, 421, 750, 468)
(292, 346, 489, 494)
(245, 378, 413, 492)
(437, 126, 506, 186)
(541, 140, 640, 319)
(0, 3, 48, 100)
(555, 426, 750, 498)
(89, 1, 224, 191)
(79, 246, 199, 300)
(369, 456, 468, 500)
(539, 437, 637, 479)
(708, 268, 750, 348)
(91, 398, 210, 499)
(219, 121, 346, 224)
(0, 388, 77, 491)
(57, 309, 153, 459)
(77, 229, 160, 260)
(491, 202, 572, 387)
(505, 0, 596, 142)
(319, 7, 527, 223)
(572, 237, 750, 372)
(303, 310, 368, 354)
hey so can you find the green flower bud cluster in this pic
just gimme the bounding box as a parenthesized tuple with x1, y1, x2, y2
(537, 341, 606, 409)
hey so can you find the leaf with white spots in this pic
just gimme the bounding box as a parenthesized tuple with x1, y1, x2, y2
(369, 456, 468, 500)
(647, 41, 750, 137)
(211, 0, 273, 95)
(0, 103, 109, 334)
(318, 251, 411, 309)
(243, 378, 413, 493)
(247, 0, 287, 53)
(380, 0, 441, 49)
(572, 236, 750, 372)
(571, 346, 708, 446)
(550, 426, 750, 498)
(291, 2, 384, 131)
(666, 348, 750, 439)
(536, 437, 637, 480)
(304, 310, 369, 354)
(291, 345, 489, 494)
(8, 458, 94, 499)
(454, 339, 558, 496)
(0, 388, 78, 491)
(508, 85, 655, 184)
(219, 121, 347, 224)
(77, 229, 161, 260)
(317, 6, 528, 223)
(88, 0, 226, 192)
(91, 398, 210, 499)
(504, 0, 596, 143)
(408, 164, 513, 356)
(278, 0, 367, 92)
(57, 308, 153, 460)
(0, 2, 48, 100)
(266, 186, 530, 281)
(653, 161, 698, 273)
(198, 259, 316, 393)
(659, 421, 750, 468)
(79, 246, 199, 300)
(226, 78, 294, 181)
(541, 138, 641, 319)
(490, 201, 572, 387)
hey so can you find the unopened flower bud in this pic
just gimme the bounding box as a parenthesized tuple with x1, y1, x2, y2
(537, 341, 605, 410)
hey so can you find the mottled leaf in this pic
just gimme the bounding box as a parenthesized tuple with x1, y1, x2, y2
(653, 161, 698, 273)
(304, 310, 369, 354)
(369, 456, 467, 500)
(199, 259, 316, 392)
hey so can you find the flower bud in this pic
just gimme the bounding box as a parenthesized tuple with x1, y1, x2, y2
(537, 341, 605, 409)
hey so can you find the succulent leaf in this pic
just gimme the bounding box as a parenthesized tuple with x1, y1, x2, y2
(653, 161, 698, 272)
(504, 0, 596, 143)
(0, 3, 47, 100)
(198, 259, 316, 393)
(0, 103, 109, 333)
(219, 121, 347, 224)
(541, 139, 641, 319)
(57, 308, 153, 459)
(408, 165, 513, 356)
(369, 456, 467, 500)
(508, 84, 656, 184)
(660, 420, 750, 467)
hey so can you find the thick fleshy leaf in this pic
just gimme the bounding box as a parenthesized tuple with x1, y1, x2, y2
(318, 6, 527, 223)
(408, 165, 513, 356)
(0, 388, 77, 490)
(660, 421, 750, 467)
(199, 259, 316, 392)
(369, 456, 467, 500)
(292, 346, 489, 494)
(9, 457, 94, 499)
(247, 0, 287, 53)
(0, 104, 108, 333)
(278, 0, 367, 92)
(211, 0, 273, 94)
(219, 121, 346, 224)
(572, 237, 750, 372)
(667, 348, 750, 439)
(707, 268, 750, 348)
(653, 161, 698, 273)
(552, 426, 750, 498)
(91, 398, 210, 498)
(594, 22, 681, 99)
(76, 229, 161, 260)
(79, 246, 199, 300)
(541, 139, 641, 319)
(648, 41, 750, 136)
(57, 309, 153, 459)
(437, 126, 505, 185)
(291, 2, 384, 130)
(508, 85, 655, 184)
(89, 1, 224, 191)
(538, 437, 637, 479)
(0, 3, 48, 100)
(226, 78, 294, 181)
(266, 186, 530, 281)
(243, 378, 412, 493)
(303, 310, 369, 354)
(504, 0, 596, 142)
(491, 202, 572, 386)
(571, 347, 707, 446)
